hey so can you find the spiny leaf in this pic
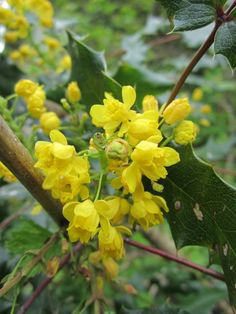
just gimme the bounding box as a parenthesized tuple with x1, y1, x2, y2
(67, 32, 121, 107)
(157, 0, 223, 31)
(161, 144, 236, 307)
(214, 21, 236, 69)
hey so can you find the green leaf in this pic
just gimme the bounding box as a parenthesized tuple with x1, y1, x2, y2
(161, 145, 236, 307)
(114, 64, 173, 106)
(157, 0, 218, 31)
(5, 217, 52, 254)
(67, 32, 121, 107)
(214, 21, 236, 69)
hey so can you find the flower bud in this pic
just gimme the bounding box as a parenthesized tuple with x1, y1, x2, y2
(142, 95, 158, 112)
(192, 88, 203, 101)
(40, 112, 61, 134)
(66, 81, 81, 103)
(15, 79, 38, 98)
(106, 139, 130, 161)
(174, 120, 197, 145)
(103, 257, 119, 279)
(92, 132, 106, 150)
(163, 98, 191, 125)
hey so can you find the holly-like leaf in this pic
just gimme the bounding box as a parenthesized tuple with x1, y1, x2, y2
(67, 32, 121, 107)
(157, 0, 223, 31)
(161, 144, 236, 307)
(214, 21, 236, 69)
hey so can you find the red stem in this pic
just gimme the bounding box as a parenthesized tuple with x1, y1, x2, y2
(124, 238, 225, 282)
(17, 242, 83, 314)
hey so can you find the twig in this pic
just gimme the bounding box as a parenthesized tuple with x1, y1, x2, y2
(166, 0, 236, 106)
(0, 208, 25, 230)
(17, 242, 83, 314)
(124, 238, 225, 282)
(0, 115, 64, 225)
(0, 233, 59, 297)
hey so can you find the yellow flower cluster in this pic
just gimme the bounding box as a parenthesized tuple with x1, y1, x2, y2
(1, 0, 54, 44)
(0, 162, 16, 182)
(34, 85, 197, 261)
(35, 130, 90, 203)
(14, 79, 60, 132)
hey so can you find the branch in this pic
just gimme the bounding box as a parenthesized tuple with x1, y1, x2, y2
(17, 242, 83, 314)
(0, 115, 64, 225)
(0, 207, 25, 230)
(124, 238, 225, 282)
(0, 233, 59, 297)
(166, 0, 236, 106)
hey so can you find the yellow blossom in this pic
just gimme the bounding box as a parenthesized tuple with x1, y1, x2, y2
(90, 85, 136, 137)
(43, 36, 60, 49)
(192, 88, 203, 101)
(174, 120, 198, 145)
(40, 112, 61, 134)
(102, 257, 119, 279)
(4, 31, 20, 43)
(98, 217, 131, 259)
(15, 79, 38, 98)
(142, 95, 158, 112)
(0, 162, 16, 182)
(26, 86, 46, 118)
(131, 187, 168, 230)
(19, 44, 37, 58)
(200, 105, 212, 114)
(63, 200, 99, 243)
(200, 118, 210, 127)
(127, 110, 162, 146)
(163, 98, 191, 125)
(66, 81, 81, 103)
(35, 130, 90, 202)
(122, 140, 180, 193)
(57, 55, 71, 73)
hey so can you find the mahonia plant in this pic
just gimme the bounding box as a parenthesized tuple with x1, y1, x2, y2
(31, 83, 198, 270)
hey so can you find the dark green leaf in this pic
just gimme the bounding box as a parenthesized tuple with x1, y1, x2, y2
(214, 21, 236, 69)
(161, 145, 236, 307)
(157, 0, 219, 31)
(114, 64, 173, 106)
(5, 217, 52, 254)
(67, 32, 121, 107)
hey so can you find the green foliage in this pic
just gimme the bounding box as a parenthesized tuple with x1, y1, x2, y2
(121, 305, 190, 314)
(215, 21, 236, 69)
(68, 32, 121, 107)
(156, 0, 222, 31)
(162, 144, 236, 306)
(5, 217, 52, 254)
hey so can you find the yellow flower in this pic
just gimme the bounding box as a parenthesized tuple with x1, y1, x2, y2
(0, 7, 14, 25)
(200, 105, 212, 114)
(174, 120, 198, 145)
(35, 130, 90, 202)
(4, 31, 19, 43)
(19, 44, 37, 58)
(43, 36, 60, 49)
(9, 50, 22, 62)
(102, 257, 119, 279)
(57, 55, 71, 73)
(127, 111, 162, 146)
(66, 81, 81, 103)
(192, 88, 203, 101)
(131, 189, 168, 230)
(0, 162, 16, 182)
(40, 112, 61, 134)
(122, 140, 180, 193)
(15, 79, 38, 98)
(90, 85, 136, 137)
(26, 86, 46, 118)
(163, 98, 191, 125)
(200, 118, 210, 127)
(142, 95, 158, 112)
(63, 200, 99, 243)
(98, 217, 131, 259)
